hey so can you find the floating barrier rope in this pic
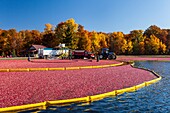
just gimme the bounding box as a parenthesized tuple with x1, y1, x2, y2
(0, 62, 124, 72)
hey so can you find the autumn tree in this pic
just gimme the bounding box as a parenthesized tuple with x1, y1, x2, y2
(144, 25, 168, 43)
(145, 35, 166, 54)
(44, 23, 53, 31)
(0, 30, 7, 56)
(129, 30, 145, 54)
(31, 30, 42, 45)
(110, 32, 127, 54)
(0, 29, 26, 56)
(55, 18, 78, 49)
(124, 34, 133, 54)
(0, 29, 17, 56)
(160, 29, 168, 44)
(76, 25, 92, 51)
(17, 31, 26, 55)
(90, 31, 101, 52)
(23, 30, 34, 49)
(166, 29, 170, 53)
(0, 29, 2, 55)
(98, 32, 108, 49)
(7, 29, 17, 56)
(42, 23, 59, 47)
(159, 41, 166, 54)
(139, 42, 145, 54)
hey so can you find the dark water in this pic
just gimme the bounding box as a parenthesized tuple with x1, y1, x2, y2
(20, 61, 170, 113)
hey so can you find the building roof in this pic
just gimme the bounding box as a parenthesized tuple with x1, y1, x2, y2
(29, 45, 47, 51)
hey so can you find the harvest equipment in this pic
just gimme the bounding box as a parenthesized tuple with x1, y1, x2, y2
(72, 50, 95, 59)
(99, 48, 116, 60)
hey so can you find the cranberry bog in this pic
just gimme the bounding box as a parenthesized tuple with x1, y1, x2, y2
(0, 58, 162, 112)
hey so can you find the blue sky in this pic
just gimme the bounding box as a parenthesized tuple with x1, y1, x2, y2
(0, 0, 170, 33)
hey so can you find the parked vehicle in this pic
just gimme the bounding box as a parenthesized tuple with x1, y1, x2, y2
(72, 50, 95, 59)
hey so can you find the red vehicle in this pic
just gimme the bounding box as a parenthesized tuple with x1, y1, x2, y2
(72, 50, 95, 59)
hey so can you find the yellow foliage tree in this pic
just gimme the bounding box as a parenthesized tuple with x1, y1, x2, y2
(126, 41, 133, 54)
(98, 33, 108, 48)
(111, 32, 127, 54)
(159, 41, 166, 54)
(44, 23, 53, 32)
(77, 31, 91, 51)
(150, 35, 160, 54)
(91, 31, 101, 52)
(145, 35, 166, 54)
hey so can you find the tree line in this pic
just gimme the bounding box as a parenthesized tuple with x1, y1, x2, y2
(0, 18, 170, 57)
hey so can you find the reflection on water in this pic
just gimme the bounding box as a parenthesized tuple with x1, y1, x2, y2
(20, 61, 170, 113)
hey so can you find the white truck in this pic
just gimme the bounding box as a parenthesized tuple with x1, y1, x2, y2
(38, 48, 69, 59)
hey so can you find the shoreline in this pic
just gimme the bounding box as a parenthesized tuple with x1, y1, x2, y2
(116, 55, 170, 61)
